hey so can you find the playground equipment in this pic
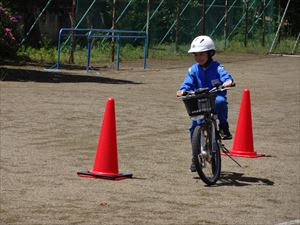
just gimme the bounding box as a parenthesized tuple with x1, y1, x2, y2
(56, 28, 148, 71)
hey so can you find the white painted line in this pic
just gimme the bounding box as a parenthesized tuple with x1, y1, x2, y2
(269, 53, 300, 58)
(275, 219, 300, 225)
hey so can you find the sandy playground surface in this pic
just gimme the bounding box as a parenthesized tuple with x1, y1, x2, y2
(0, 53, 299, 225)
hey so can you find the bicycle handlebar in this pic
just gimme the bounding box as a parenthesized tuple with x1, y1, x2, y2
(181, 82, 236, 97)
(209, 82, 236, 93)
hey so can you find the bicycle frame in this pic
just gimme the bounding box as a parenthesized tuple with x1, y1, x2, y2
(180, 85, 237, 185)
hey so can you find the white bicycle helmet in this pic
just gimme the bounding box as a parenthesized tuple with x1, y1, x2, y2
(188, 35, 215, 53)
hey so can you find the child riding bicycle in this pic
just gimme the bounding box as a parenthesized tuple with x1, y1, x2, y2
(176, 35, 234, 172)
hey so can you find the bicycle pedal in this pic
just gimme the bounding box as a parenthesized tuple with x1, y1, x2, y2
(201, 151, 208, 157)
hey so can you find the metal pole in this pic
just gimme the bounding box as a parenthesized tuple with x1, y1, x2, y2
(224, 0, 228, 49)
(278, 0, 281, 44)
(111, 0, 116, 63)
(86, 31, 92, 71)
(269, 0, 291, 54)
(57, 29, 63, 69)
(146, 0, 150, 55)
(262, 0, 266, 47)
(69, 0, 76, 64)
(144, 35, 148, 69)
(243, 0, 248, 47)
(175, 0, 180, 53)
(116, 34, 120, 71)
(200, 0, 206, 35)
(291, 32, 300, 54)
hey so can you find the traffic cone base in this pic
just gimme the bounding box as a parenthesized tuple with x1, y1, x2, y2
(77, 171, 132, 180)
(227, 150, 265, 158)
(77, 97, 132, 181)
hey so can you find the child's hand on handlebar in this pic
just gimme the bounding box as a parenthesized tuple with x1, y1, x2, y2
(176, 90, 186, 97)
(222, 80, 235, 88)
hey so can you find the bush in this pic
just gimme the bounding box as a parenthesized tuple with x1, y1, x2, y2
(0, 2, 22, 59)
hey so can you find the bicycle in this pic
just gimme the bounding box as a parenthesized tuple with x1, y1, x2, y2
(180, 84, 239, 185)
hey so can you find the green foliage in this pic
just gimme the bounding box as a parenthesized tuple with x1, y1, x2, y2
(273, 37, 300, 54)
(224, 40, 268, 54)
(17, 36, 299, 65)
(17, 45, 56, 62)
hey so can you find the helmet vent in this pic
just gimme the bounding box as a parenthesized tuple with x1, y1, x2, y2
(200, 39, 204, 43)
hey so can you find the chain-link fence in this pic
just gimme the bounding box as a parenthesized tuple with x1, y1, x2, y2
(74, 0, 295, 52)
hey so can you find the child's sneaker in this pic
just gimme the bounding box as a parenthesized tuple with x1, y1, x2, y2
(219, 122, 232, 140)
(190, 160, 196, 172)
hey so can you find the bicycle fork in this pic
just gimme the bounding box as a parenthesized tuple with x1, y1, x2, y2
(199, 121, 217, 164)
(211, 121, 218, 154)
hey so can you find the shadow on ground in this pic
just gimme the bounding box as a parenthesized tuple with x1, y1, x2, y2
(0, 67, 141, 84)
(217, 171, 274, 186)
(194, 171, 274, 187)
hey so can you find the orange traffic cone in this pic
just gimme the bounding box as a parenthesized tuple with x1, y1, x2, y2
(228, 89, 265, 158)
(77, 97, 132, 180)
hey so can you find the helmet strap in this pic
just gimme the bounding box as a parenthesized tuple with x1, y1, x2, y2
(208, 50, 215, 57)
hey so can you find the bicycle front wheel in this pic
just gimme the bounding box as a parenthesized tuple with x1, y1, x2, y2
(192, 124, 221, 185)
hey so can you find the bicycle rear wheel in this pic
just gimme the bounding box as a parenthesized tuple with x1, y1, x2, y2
(192, 124, 221, 185)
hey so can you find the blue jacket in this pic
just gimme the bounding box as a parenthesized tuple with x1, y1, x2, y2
(179, 60, 233, 97)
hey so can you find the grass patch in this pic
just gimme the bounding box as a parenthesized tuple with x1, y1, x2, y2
(16, 38, 299, 65)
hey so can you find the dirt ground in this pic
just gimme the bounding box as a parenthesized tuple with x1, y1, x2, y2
(0, 53, 299, 225)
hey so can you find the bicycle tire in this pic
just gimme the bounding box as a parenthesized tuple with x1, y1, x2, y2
(192, 124, 221, 185)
